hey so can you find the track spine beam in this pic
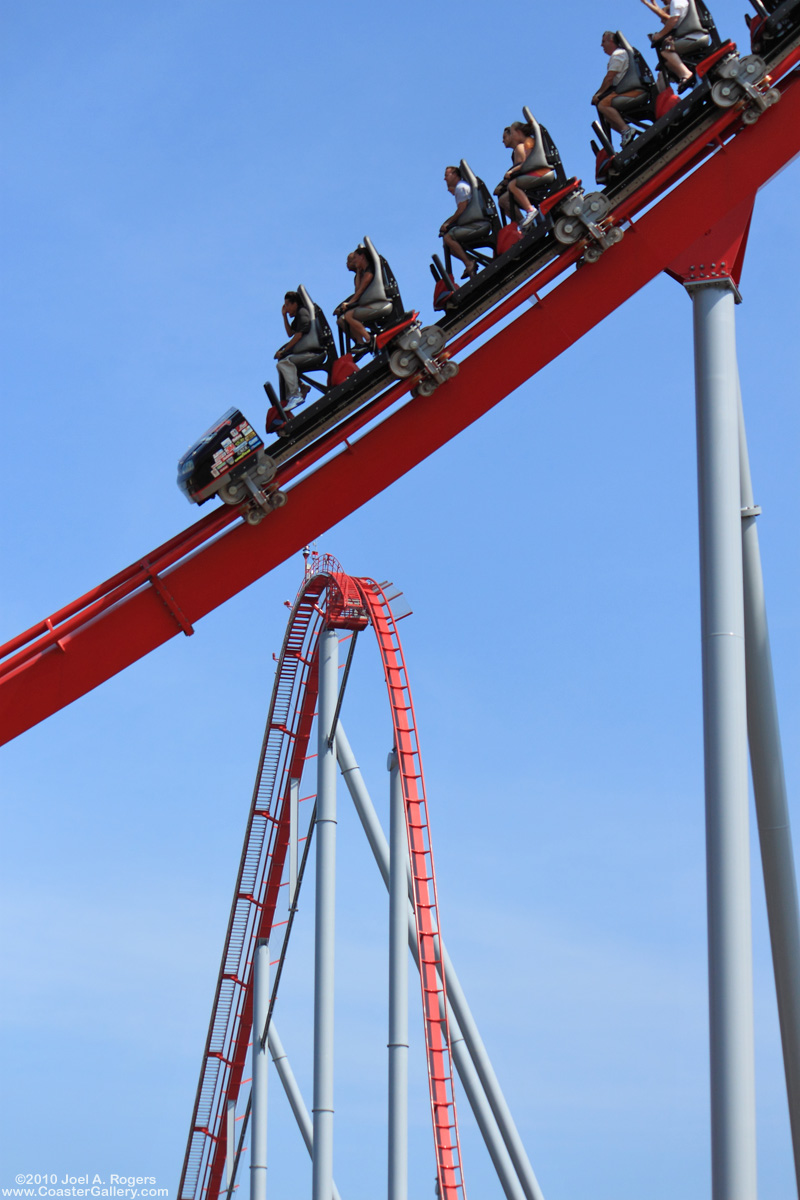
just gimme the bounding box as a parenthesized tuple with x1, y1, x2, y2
(2, 68, 800, 745)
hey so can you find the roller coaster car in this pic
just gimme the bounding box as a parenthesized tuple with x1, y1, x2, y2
(432, 112, 575, 310)
(592, 10, 778, 187)
(261, 236, 459, 432)
(177, 407, 283, 524)
(263, 238, 455, 433)
(747, 0, 800, 56)
(264, 309, 422, 433)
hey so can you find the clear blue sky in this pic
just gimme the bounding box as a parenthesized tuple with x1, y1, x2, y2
(1, 2, 798, 1197)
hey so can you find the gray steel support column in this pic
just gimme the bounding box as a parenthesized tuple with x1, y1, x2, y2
(388, 750, 409, 1200)
(289, 777, 300, 911)
(250, 938, 269, 1200)
(690, 280, 758, 1200)
(335, 724, 533, 1200)
(226, 1101, 235, 1192)
(268, 1022, 343, 1200)
(312, 628, 338, 1200)
(738, 394, 800, 1196)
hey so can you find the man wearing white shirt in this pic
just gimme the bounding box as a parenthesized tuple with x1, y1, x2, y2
(440, 165, 482, 280)
(592, 31, 646, 147)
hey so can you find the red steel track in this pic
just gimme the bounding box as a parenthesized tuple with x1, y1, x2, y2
(1, 58, 799, 746)
(180, 557, 464, 1200)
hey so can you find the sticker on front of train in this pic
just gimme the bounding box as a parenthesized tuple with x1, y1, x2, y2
(177, 407, 263, 503)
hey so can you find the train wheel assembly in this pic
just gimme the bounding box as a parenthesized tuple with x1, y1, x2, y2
(219, 480, 247, 505)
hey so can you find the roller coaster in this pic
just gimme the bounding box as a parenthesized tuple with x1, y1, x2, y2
(2, 1, 800, 1197)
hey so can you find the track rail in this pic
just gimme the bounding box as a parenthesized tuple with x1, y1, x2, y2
(180, 559, 465, 1200)
(356, 577, 465, 1199)
(1, 60, 799, 745)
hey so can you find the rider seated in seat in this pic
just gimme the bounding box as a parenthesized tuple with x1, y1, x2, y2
(592, 31, 651, 147)
(495, 118, 557, 229)
(333, 250, 359, 326)
(440, 164, 494, 281)
(640, 0, 714, 88)
(335, 244, 393, 347)
(273, 289, 328, 412)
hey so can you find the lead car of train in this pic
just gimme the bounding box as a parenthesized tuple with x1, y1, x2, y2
(177, 0, 799, 526)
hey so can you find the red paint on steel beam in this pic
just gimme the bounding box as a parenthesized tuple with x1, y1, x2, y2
(665, 196, 756, 286)
(2, 78, 800, 745)
(0, 505, 233, 667)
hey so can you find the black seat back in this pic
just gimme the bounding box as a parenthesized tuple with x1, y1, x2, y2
(522, 107, 568, 189)
(453, 160, 489, 229)
(675, 0, 719, 44)
(458, 160, 500, 237)
(291, 285, 323, 357)
(613, 33, 656, 94)
(360, 237, 405, 328)
(359, 237, 391, 307)
(314, 305, 337, 365)
(609, 33, 656, 122)
(515, 115, 552, 174)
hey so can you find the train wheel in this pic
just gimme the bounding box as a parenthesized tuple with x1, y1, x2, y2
(741, 106, 760, 125)
(711, 79, 741, 107)
(416, 377, 438, 397)
(219, 480, 246, 505)
(559, 192, 586, 218)
(389, 347, 418, 378)
(418, 325, 446, 356)
(716, 55, 741, 80)
(268, 490, 287, 510)
(554, 216, 582, 244)
(442, 360, 459, 381)
(255, 455, 277, 482)
(582, 192, 611, 222)
(245, 508, 265, 526)
(584, 243, 603, 263)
